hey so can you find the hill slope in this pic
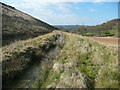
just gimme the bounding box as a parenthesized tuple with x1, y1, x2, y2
(1, 2, 58, 46)
(2, 31, 118, 88)
(54, 25, 81, 29)
(70, 19, 119, 37)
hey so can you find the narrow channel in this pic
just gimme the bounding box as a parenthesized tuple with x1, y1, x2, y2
(7, 46, 60, 88)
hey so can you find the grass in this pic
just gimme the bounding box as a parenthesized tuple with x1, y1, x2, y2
(77, 53, 99, 78)
(2, 3, 58, 46)
(2, 31, 61, 61)
(41, 70, 64, 88)
(2, 30, 64, 87)
(2, 30, 118, 88)
(46, 31, 118, 88)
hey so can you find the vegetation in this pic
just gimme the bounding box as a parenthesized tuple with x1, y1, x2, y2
(58, 19, 119, 37)
(2, 2, 58, 46)
(2, 31, 118, 88)
(54, 25, 80, 30)
(1, 2, 119, 89)
(2, 31, 62, 87)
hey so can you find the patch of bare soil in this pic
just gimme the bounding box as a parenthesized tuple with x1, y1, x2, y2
(84, 36, 119, 46)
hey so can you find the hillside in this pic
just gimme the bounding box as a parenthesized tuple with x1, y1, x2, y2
(1, 2, 58, 46)
(69, 19, 119, 37)
(2, 31, 118, 88)
(54, 25, 81, 29)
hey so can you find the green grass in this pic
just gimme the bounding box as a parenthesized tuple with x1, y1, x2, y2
(83, 33, 95, 36)
(2, 31, 64, 87)
(77, 53, 99, 78)
(2, 31, 118, 88)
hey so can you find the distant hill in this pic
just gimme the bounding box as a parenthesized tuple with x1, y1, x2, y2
(70, 19, 119, 37)
(1, 2, 58, 46)
(54, 25, 81, 29)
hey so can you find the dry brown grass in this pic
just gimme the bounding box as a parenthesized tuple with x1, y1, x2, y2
(84, 36, 119, 46)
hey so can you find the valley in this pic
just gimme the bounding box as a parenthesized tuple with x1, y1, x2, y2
(1, 2, 119, 89)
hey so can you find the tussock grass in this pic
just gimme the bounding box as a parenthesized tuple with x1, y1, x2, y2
(2, 30, 118, 88)
(2, 30, 63, 87)
(45, 31, 118, 88)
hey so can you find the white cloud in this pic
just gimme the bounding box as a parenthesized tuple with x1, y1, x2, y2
(22, 0, 83, 2)
(12, 1, 71, 13)
(10, 1, 80, 25)
(22, 0, 118, 2)
(90, 9, 96, 12)
(43, 12, 80, 25)
(94, 0, 119, 2)
(75, 7, 81, 10)
(1, 0, 118, 25)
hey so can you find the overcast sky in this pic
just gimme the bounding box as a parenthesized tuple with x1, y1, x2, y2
(1, 0, 119, 25)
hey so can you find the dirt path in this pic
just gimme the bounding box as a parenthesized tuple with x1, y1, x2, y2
(84, 36, 119, 46)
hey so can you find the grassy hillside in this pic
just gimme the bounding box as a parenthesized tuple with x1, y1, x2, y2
(2, 31, 118, 88)
(1, 2, 58, 46)
(69, 19, 119, 37)
(54, 25, 81, 29)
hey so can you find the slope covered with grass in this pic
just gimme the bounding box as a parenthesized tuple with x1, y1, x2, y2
(70, 19, 119, 37)
(2, 31, 118, 88)
(35, 32, 118, 88)
(1, 2, 58, 46)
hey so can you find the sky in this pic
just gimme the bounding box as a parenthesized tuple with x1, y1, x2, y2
(0, 0, 119, 25)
